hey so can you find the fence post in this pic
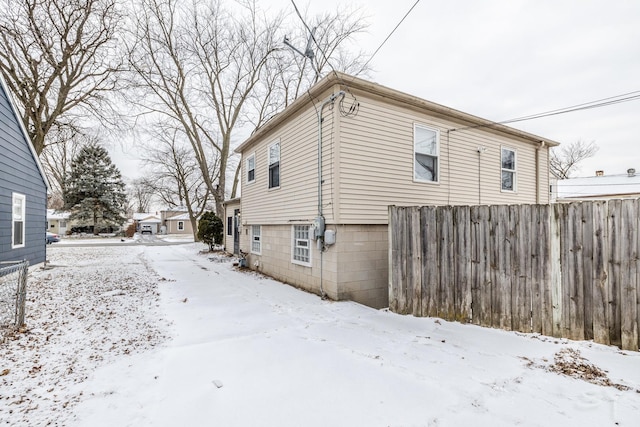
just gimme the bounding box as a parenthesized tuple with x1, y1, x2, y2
(15, 261, 28, 327)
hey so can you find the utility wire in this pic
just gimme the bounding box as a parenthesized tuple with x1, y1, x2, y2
(290, 0, 359, 117)
(358, 0, 421, 74)
(451, 90, 640, 132)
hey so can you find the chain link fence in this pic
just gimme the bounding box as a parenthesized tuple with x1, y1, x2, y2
(0, 260, 29, 334)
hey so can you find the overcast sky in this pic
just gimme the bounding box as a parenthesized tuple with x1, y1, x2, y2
(112, 0, 640, 180)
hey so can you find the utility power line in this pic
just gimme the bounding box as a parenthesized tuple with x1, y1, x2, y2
(451, 90, 640, 132)
(358, 0, 421, 74)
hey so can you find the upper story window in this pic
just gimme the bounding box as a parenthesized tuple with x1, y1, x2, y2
(12, 193, 25, 248)
(414, 124, 439, 183)
(251, 225, 261, 254)
(268, 141, 280, 189)
(501, 147, 517, 191)
(246, 153, 256, 183)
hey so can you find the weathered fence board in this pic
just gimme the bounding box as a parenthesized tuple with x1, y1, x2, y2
(454, 206, 472, 322)
(421, 206, 438, 317)
(620, 200, 638, 350)
(608, 200, 622, 348)
(471, 206, 492, 327)
(582, 202, 595, 341)
(409, 207, 422, 317)
(389, 199, 640, 351)
(591, 201, 609, 345)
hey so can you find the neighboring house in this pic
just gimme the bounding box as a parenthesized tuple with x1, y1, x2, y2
(556, 168, 640, 201)
(0, 74, 49, 266)
(132, 213, 161, 234)
(160, 208, 194, 235)
(231, 72, 559, 308)
(47, 209, 71, 236)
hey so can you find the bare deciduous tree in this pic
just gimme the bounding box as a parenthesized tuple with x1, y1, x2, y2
(550, 140, 599, 179)
(127, 0, 281, 218)
(142, 126, 214, 241)
(127, 177, 156, 214)
(128, 0, 369, 215)
(0, 0, 124, 155)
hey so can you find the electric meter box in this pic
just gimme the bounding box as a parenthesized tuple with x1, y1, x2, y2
(324, 229, 336, 245)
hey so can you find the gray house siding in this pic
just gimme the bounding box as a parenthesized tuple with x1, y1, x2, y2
(0, 78, 48, 265)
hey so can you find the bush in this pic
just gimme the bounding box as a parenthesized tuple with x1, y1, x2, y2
(197, 211, 223, 251)
(125, 223, 136, 238)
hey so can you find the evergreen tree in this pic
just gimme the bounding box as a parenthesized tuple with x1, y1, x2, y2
(197, 211, 223, 251)
(64, 143, 127, 234)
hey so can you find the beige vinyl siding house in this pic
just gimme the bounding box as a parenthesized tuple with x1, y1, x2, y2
(223, 198, 241, 254)
(232, 72, 559, 308)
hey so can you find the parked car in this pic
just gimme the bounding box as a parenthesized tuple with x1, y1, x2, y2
(46, 232, 60, 244)
(140, 225, 153, 235)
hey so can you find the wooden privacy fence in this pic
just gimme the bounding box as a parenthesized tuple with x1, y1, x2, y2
(388, 200, 640, 351)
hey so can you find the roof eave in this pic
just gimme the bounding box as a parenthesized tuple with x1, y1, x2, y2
(235, 72, 561, 154)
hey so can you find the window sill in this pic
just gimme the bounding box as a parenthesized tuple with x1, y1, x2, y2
(291, 259, 312, 268)
(413, 178, 440, 185)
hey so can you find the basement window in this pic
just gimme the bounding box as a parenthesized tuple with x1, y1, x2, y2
(251, 225, 261, 254)
(292, 225, 311, 266)
(501, 147, 517, 191)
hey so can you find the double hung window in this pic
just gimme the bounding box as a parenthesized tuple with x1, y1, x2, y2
(501, 147, 517, 191)
(268, 142, 280, 189)
(414, 125, 439, 182)
(246, 154, 255, 183)
(12, 193, 25, 248)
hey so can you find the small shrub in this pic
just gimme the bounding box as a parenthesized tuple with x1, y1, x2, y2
(125, 223, 136, 238)
(198, 211, 223, 251)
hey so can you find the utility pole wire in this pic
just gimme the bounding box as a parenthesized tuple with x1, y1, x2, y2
(450, 90, 640, 132)
(358, 0, 421, 74)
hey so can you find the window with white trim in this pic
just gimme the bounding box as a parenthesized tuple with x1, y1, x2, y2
(501, 147, 517, 191)
(227, 216, 233, 236)
(268, 141, 280, 189)
(246, 153, 255, 183)
(251, 225, 261, 254)
(178, 221, 184, 231)
(12, 193, 25, 248)
(414, 124, 439, 182)
(292, 225, 311, 266)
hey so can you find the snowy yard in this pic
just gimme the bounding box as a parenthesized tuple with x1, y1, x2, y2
(1, 243, 639, 426)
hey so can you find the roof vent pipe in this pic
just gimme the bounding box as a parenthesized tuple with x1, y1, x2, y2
(595, 170, 604, 177)
(628, 168, 636, 177)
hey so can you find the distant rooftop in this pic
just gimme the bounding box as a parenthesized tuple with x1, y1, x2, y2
(557, 168, 640, 199)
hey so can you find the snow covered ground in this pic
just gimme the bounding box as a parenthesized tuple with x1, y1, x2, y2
(1, 243, 639, 426)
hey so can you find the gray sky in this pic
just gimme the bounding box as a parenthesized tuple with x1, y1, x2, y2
(297, 0, 640, 177)
(112, 0, 640, 180)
